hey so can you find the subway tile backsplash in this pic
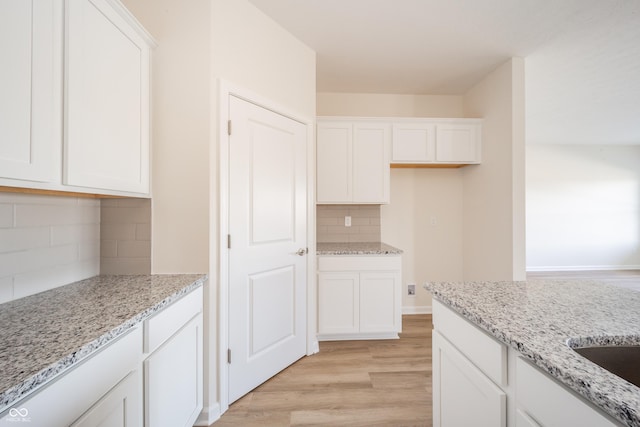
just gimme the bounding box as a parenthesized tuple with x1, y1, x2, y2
(100, 198, 151, 275)
(0, 193, 100, 303)
(317, 205, 381, 243)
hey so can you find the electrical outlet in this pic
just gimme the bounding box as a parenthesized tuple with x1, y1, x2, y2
(407, 283, 416, 296)
(345, 216, 351, 227)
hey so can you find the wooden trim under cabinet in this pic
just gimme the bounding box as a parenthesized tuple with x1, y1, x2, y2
(390, 163, 471, 169)
(0, 186, 125, 199)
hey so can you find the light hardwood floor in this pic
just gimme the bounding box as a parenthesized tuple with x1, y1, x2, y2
(527, 269, 640, 291)
(213, 314, 433, 427)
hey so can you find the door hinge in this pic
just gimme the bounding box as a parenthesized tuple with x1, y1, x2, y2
(227, 234, 231, 249)
(227, 348, 231, 364)
(227, 120, 232, 136)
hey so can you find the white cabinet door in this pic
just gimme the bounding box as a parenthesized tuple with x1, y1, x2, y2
(433, 331, 506, 427)
(316, 119, 390, 204)
(359, 272, 401, 333)
(71, 370, 143, 427)
(0, 0, 61, 182)
(515, 357, 619, 427)
(65, 0, 151, 194)
(435, 123, 480, 163)
(318, 272, 360, 334)
(317, 121, 352, 203)
(352, 122, 390, 203)
(392, 122, 435, 163)
(145, 314, 203, 427)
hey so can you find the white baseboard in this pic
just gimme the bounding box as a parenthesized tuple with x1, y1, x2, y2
(195, 403, 221, 426)
(527, 265, 640, 272)
(402, 305, 432, 315)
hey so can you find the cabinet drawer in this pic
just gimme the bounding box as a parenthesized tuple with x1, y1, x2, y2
(318, 255, 401, 272)
(144, 287, 203, 354)
(432, 299, 506, 386)
(1, 326, 142, 426)
(516, 357, 619, 427)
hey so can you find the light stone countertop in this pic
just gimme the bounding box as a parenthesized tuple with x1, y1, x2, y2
(0, 274, 206, 413)
(316, 242, 403, 255)
(425, 280, 640, 427)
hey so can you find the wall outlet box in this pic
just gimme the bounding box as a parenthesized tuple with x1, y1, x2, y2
(407, 283, 416, 296)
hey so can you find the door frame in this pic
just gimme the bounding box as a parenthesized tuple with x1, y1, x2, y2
(216, 80, 318, 414)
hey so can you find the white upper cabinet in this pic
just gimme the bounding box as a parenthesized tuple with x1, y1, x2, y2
(65, 0, 152, 194)
(317, 119, 390, 204)
(0, 0, 62, 183)
(392, 122, 436, 163)
(391, 119, 482, 166)
(435, 122, 481, 163)
(0, 0, 154, 197)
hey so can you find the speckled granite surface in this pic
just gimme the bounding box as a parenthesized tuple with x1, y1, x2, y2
(425, 280, 640, 427)
(0, 274, 206, 413)
(316, 242, 403, 255)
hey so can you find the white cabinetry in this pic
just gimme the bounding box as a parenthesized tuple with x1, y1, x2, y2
(0, 0, 154, 197)
(316, 120, 390, 204)
(317, 255, 401, 340)
(432, 300, 623, 427)
(2, 327, 143, 427)
(0, 0, 61, 183)
(515, 357, 618, 427)
(432, 300, 507, 427)
(392, 119, 481, 166)
(65, 0, 151, 194)
(0, 286, 203, 427)
(143, 287, 203, 427)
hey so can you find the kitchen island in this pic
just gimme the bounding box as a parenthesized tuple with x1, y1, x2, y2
(426, 279, 640, 427)
(0, 274, 206, 423)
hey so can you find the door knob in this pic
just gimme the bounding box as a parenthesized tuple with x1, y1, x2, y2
(295, 248, 308, 256)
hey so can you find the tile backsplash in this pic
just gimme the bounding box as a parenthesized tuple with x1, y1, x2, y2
(317, 205, 381, 243)
(0, 193, 100, 303)
(100, 198, 151, 275)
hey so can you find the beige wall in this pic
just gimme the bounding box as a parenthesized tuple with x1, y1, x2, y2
(316, 93, 466, 312)
(122, 0, 316, 422)
(527, 144, 640, 270)
(462, 58, 526, 281)
(122, 0, 211, 275)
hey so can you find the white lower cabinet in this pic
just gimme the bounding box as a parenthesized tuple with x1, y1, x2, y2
(71, 369, 142, 427)
(0, 287, 203, 427)
(144, 288, 203, 427)
(433, 300, 623, 427)
(1, 327, 143, 427)
(317, 255, 401, 340)
(515, 356, 618, 427)
(433, 331, 506, 427)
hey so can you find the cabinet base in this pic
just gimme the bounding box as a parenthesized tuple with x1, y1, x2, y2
(318, 332, 399, 341)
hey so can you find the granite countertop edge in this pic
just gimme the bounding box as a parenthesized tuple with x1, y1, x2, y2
(0, 274, 206, 413)
(316, 242, 403, 255)
(425, 281, 640, 427)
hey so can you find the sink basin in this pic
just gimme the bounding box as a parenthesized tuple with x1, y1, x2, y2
(573, 346, 640, 388)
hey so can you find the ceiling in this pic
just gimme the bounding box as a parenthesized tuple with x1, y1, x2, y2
(247, 0, 640, 145)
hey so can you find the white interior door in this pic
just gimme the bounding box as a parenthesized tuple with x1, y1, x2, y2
(227, 95, 307, 403)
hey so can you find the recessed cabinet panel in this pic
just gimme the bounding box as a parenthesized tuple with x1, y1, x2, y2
(392, 123, 436, 162)
(353, 124, 390, 203)
(317, 123, 352, 203)
(318, 272, 359, 334)
(435, 124, 479, 163)
(0, 0, 60, 182)
(65, 0, 151, 194)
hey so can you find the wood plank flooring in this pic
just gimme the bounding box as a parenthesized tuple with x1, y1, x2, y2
(527, 269, 640, 292)
(212, 315, 433, 427)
